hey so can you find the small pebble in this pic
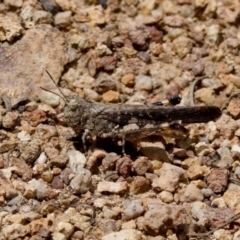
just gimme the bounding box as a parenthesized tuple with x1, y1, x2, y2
(70, 169, 92, 194)
(180, 183, 204, 202)
(232, 144, 240, 153)
(54, 222, 74, 239)
(211, 197, 226, 208)
(35, 152, 47, 164)
(68, 150, 86, 173)
(121, 74, 135, 87)
(97, 181, 128, 194)
(17, 131, 31, 141)
(191, 201, 207, 220)
(54, 11, 72, 27)
(2, 112, 19, 129)
(102, 206, 121, 219)
(122, 199, 144, 220)
(158, 191, 174, 203)
(102, 90, 120, 103)
(201, 188, 214, 198)
(7, 195, 22, 206)
(28, 179, 47, 198)
(130, 176, 150, 194)
(116, 156, 132, 178)
(206, 168, 229, 193)
(132, 157, 152, 175)
(5, 0, 23, 8)
(135, 75, 153, 91)
(152, 163, 185, 192)
(39, 90, 60, 107)
(102, 229, 144, 240)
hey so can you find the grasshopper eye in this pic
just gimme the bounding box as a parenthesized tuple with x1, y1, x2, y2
(68, 99, 78, 111)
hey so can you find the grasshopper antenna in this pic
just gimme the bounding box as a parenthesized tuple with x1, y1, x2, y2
(40, 86, 66, 103)
(41, 70, 66, 103)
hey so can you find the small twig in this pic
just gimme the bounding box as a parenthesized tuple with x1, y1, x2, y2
(189, 76, 208, 106)
(11, 97, 30, 109)
(1, 94, 12, 112)
(188, 212, 240, 237)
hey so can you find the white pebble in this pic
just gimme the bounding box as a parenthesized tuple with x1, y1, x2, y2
(68, 150, 86, 173)
(158, 191, 174, 203)
(1, 169, 12, 180)
(102, 229, 143, 240)
(54, 11, 72, 27)
(122, 199, 144, 220)
(7, 195, 22, 206)
(191, 201, 207, 220)
(232, 144, 240, 153)
(39, 90, 60, 107)
(28, 179, 47, 195)
(17, 131, 31, 141)
(35, 152, 47, 164)
(97, 181, 128, 193)
(70, 169, 92, 194)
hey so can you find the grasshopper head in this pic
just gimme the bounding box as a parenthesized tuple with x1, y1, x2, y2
(64, 95, 85, 134)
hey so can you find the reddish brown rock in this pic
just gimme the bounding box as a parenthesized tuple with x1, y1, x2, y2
(86, 150, 107, 172)
(123, 58, 149, 75)
(23, 110, 47, 127)
(130, 176, 150, 194)
(51, 175, 64, 189)
(172, 148, 188, 159)
(121, 73, 135, 87)
(149, 26, 163, 43)
(36, 124, 58, 141)
(206, 168, 229, 193)
(128, 26, 150, 51)
(132, 157, 152, 175)
(101, 56, 118, 71)
(102, 153, 120, 171)
(0, 158, 4, 168)
(13, 158, 33, 181)
(60, 168, 73, 185)
(43, 189, 58, 200)
(116, 156, 132, 178)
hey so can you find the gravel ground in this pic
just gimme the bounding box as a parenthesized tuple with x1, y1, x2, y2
(1, 0, 240, 239)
